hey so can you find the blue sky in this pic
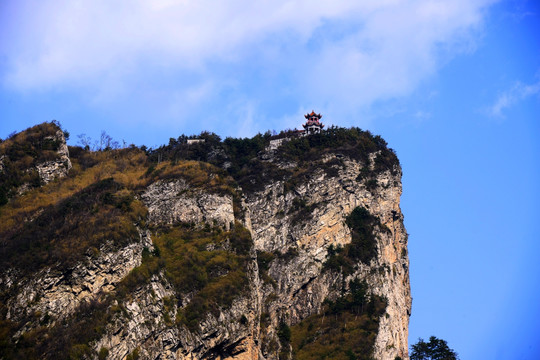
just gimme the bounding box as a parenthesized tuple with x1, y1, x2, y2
(1, 1, 539, 358)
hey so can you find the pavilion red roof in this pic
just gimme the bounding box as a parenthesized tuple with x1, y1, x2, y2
(305, 111, 322, 119)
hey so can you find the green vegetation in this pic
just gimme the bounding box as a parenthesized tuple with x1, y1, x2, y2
(288, 197, 321, 226)
(410, 336, 459, 360)
(324, 207, 383, 274)
(126, 348, 140, 360)
(147, 131, 269, 167)
(274, 246, 299, 262)
(0, 141, 239, 278)
(16, 243, 162, 360)
(0, 146, 148, 237)
(278, 321, 292, 359)
(290, 279, 387, 360)
(0, 126, 249, 356)
(256, 250, 277, 285)
(98, 347, 109, 360)
(145, 126, 399, 194)
(305, 206, 389, 359)
(153, 223, 252, 331)
(275, 128, 398, 195)
(277, 127, 392, 165)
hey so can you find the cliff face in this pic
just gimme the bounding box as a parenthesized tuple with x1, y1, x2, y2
(0, 124, 410, 360)
(245, 153, 410, 359)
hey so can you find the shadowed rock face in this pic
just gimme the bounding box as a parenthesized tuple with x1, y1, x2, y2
(0, 128, 410, 360)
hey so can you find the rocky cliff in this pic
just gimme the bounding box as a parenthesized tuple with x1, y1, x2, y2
(0, 124, 410, 360)
(245, 152, 410, 360)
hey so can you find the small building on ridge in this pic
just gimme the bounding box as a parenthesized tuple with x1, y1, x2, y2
(302, 111, 324, 135)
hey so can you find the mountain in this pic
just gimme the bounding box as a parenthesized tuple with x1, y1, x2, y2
(0, 122, 411, 360)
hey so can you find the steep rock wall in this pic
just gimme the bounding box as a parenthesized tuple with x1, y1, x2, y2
(244, 154, 411, 360)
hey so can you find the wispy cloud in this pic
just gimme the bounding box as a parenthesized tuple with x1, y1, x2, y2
(0, 0, 496, 131)
(487, 79, 540, 117)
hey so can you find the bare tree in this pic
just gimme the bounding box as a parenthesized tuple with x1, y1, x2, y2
(77, 133, 93, 150)
(78, 131, 119, 151)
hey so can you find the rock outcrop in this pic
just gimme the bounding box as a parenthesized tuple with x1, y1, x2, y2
(0, 123, 72, 201)
(142, 179, 234, 230)
(35, 129, 72, 184)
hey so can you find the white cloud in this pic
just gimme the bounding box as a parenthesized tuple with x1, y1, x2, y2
(300, 0, 491, 110)
(488, 79, 540, 117)
(1, 0, 496, 130)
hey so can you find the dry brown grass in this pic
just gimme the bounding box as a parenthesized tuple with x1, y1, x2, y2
(142, 160, 235, 195)
(0, 148, 147, 235)
(0, 122, 58, 152)
(0, 146, 238, 238)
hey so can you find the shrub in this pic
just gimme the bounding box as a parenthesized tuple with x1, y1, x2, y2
(98, 347, 109, 360)
(323, 207, 380, 274)
(126, 348, 140, 360)
(151, 223, 252, 332)
(143, 127, 399, 196)
(290, 286, 387, 360)
(288, 197, 320, 226)
(256, 251, 277, 285)
(274, 247, 299, 262)
(410, 336, 459, 360)
(278, 322, 291, 344)
(142, 160, 235, 195)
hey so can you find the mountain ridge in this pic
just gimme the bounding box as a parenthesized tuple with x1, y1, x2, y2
(0, 122, 411, 360)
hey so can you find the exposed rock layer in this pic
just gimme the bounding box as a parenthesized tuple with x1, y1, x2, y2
(142, 179, 234, 230)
